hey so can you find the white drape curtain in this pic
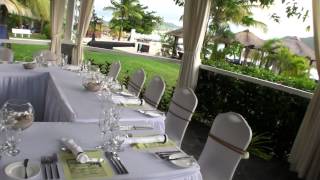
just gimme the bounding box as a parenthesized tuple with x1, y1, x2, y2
(289, 1, 320, 180)
(71, 0, 94, 65)
(50, 0, 66, 60)
(177, 0, 211, 89)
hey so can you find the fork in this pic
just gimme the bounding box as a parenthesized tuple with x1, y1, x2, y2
(45, 156, 54, 179)
(52, 153, 60, 179)
(40, 157, 48, 180)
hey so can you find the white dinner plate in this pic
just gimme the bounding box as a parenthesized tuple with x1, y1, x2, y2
(169, 153, 196, 168)
(5, 161, 41, 180)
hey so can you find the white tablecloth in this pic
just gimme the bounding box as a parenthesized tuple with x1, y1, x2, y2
(0, 122, 202, 180)
(0, 65, 165, 132)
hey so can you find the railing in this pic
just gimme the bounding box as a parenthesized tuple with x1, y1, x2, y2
(200, 64, 313, 99)
(0, 38, 181, 64)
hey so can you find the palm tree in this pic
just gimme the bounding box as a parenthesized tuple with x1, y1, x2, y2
(259, 39, 282, 69)
(204, 0, 267, 61)
(104, 0, 143, 41)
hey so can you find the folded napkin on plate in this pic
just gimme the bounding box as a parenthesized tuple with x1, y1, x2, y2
(111, 97, 145, 106)
(126, 134, 168, 144)
(63, 65, 80, 72)
(137, 109, 164, 117)
(61, 138, 89, 164)
(117, 91, 136, 97)
(120, 125, 153, 131)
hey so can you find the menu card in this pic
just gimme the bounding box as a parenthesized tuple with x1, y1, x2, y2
(59, 150, 113, 180)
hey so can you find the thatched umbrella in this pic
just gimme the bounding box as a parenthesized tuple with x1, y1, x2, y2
(234, 29, 265, 65)
(166, 28, 183, 58)
(166, 28, 183, 38)
(281, 36, 316, 66)
(0, 0, 34, 18)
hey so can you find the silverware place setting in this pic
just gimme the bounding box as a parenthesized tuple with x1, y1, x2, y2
(105, 152, 128, 175)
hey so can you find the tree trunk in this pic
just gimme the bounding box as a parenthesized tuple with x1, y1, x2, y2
(243, 47, 250, 66)
(172, 36, 179, 58)
(118, 27, 122, 41)
(259, 52, 265, 68)
(40, 20, 45, 33)
(19, 16, 23, 28)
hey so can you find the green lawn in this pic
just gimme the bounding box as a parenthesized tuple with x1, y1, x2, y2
(11, 44, 49, 61)
(10, 44, 180, 89)
(85, 50, 180, 88)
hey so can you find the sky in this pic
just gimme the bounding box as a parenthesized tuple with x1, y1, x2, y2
(94, 0, 314, 40)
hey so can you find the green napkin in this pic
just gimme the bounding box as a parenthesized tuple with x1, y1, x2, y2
(133, 139, 176, 150)
(59, 150, 114, 180)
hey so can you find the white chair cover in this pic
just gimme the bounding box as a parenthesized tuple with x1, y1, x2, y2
(165, 88, 198, 147)
(108, 61, 121, 80)
(143, 76, 165, 108)
(34, 50, 57, 62)
(198, 112, 252, 180)
(127, 68, 146, 96)
(0, 47, 13, 63)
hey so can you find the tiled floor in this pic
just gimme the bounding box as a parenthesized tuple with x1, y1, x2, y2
(181, 121, 302, 180)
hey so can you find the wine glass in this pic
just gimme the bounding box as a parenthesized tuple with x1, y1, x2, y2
(5, 127, 22, 156)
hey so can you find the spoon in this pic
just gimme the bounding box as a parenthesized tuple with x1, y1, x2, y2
(23, 158, 29, 179)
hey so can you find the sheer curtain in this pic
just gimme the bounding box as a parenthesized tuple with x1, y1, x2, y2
(71, 0, 94, 65)
(289, 1, 320, 179)
(177, 0, 211, 89)
(50, 0, 66, 59)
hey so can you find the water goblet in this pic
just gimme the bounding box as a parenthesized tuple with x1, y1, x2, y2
(5, 127, 22, 156)
(109, 130, 127, 152)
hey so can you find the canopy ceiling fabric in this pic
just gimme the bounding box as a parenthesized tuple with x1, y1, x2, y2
(177, 0, 211, 89)
(234, 29, 264, 49)
(0, 0, 36, 19)
(289, 1, 320, 180)
(72, 0, 94, 65)
(50, 0, 66, 60)
(281, 36, 316, 60)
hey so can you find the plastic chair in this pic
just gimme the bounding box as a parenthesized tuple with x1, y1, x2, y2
(127, 68, 146, 96)
(143, 76, 165, 108)
(0, 47, 13, 63)
(198, 112, 252, 180)
(108, 61, 121, 81)
(165, 88, 198, 147)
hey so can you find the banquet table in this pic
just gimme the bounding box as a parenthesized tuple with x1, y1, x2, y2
(0, 122, 202, 180)
(0, 64, 165, 132)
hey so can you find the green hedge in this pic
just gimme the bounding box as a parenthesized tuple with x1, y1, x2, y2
(204, 60, 317, 92)
(194, 68, 311, 159)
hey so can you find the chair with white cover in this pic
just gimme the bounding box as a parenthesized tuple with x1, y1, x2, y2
(0, 47, 13, 63)
(108, 61, 121, 80)
(165, 88, 198, 147)
(198, 112, 252, 180)
(127, 68, 146, 96)
(143, 76, 165, 108)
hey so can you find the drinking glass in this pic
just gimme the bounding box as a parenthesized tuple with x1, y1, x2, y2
(5, 127, 22, 156)
(109, 130, 127, 152)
